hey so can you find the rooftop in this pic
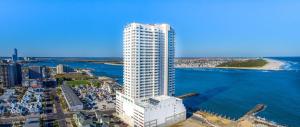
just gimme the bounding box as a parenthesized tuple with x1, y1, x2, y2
(24, 117, 40, 127)
(136, 95, 181, 108)
(61, 83, 83, 107)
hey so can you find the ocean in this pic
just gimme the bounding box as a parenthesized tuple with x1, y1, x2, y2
(25, 57, 300, 127)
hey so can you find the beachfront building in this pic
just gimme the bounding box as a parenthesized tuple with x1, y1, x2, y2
(56, 64, 64, 74)
(122, 23, 175, 97)
(116, 23, 186, 127)
(61, 84, 83, 111)
(56, 64, 74, 74)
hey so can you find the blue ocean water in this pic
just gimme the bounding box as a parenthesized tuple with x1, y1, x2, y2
(26, 57, 300, 127)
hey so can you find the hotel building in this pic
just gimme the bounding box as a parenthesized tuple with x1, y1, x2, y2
(116, 23, 186, 127)
(56, 64, 74, 74)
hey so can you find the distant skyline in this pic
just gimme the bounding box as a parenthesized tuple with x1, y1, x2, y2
(0, 0, 300, 57)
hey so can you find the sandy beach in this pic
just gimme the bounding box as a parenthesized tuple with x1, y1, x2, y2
(216, 58, 285, 70)
(260, 58, 285, 70)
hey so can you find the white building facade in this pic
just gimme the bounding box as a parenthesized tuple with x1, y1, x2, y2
(123, 23, 175, 98)
(117, 23, 186, 127)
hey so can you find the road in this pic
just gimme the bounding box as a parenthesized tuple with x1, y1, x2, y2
(0, 113, 75, 124)
(51, 88, 68, 127)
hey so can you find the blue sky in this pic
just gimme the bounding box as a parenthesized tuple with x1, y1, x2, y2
(0, 0, 299, 57)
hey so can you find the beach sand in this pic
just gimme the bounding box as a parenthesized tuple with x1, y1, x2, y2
(260, 58, 285, 70)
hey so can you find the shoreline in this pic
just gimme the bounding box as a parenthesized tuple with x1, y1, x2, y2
(62, 58, 286, 71)
(175, 58, 286, 70)
(215, 58, 285, 70)
(103, 63, 123, 66)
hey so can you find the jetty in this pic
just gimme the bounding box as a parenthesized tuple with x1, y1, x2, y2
(177, 92, 199, 99)
(173, 103, 285, 127)
(79, 69, 94, 77)
(244, 104, 266, 116)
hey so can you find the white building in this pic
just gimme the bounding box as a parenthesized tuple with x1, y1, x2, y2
(56, 64, 74, 74)
(123, 23, 175, 98)
(56, 64, 64, 74)
(117, 94, 186, 127)
(117, 23, 186, 127)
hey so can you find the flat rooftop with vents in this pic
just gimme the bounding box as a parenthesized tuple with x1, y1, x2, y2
(61, 83, 83, 111)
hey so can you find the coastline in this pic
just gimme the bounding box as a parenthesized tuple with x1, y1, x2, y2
(63, 58, 286, 71)
(104, 63, 123, 66)
(175, 58, 286, 70)
(215, 58, 285, 70)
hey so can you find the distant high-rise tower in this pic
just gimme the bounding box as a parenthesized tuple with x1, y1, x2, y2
(12, 48, 18, 62)
(116, 23, 185, 127)
(123, 23, 175, 99)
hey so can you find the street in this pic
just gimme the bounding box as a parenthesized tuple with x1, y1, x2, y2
(51, 88, 67, 127)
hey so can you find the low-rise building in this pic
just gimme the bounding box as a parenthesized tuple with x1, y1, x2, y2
(73, 112, 95, 127)
(24, 116, 40, 127)
(61, 84, 83, 111)
(42, 79, 57, 87)
(95, 111, 110, 126)
(117, 93, 186, 127)
(0, 87, 45, 116)
(0, 89, 15, 102)
(22, 79, 43, 87)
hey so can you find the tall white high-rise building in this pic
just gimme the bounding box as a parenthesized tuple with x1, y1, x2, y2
(117, 23, 186, 127)
(123, 23, 175, 99)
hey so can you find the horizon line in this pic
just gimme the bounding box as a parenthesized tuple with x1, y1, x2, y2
(1, 56, 300, 58)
